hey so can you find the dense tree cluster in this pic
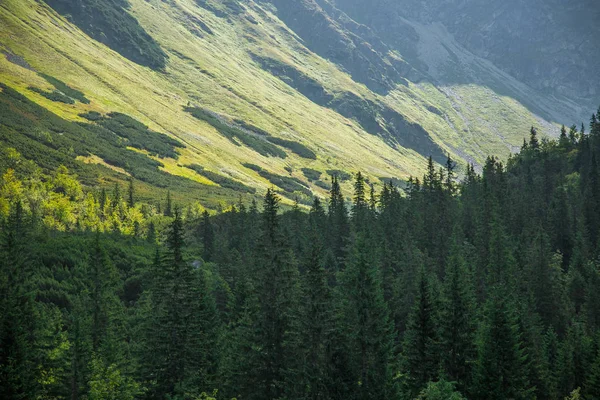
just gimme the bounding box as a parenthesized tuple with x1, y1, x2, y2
(1, 109, 600, 399)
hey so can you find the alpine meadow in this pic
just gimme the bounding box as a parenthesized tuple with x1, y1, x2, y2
(1, 0, 600, 399)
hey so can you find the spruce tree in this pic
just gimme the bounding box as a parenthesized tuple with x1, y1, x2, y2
(200, 210, 215, 262)
(286, 198, 334, 400)
(439, 237, 476, 392)
(328, 174, 349, 268)
(472, 288, 533, 400)
(250, 189, 299, 400)
(402, 269, 439, 397)
(144, 209, 219, 398)
(127, 177, 135, 208)
(337, 231, 396, 399)
(165, 191, 173, 217)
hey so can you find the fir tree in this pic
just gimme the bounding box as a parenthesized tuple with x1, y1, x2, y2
(402, 269, 439, 397)
(249, 189, 299, 400)
(200, 210, 215, 262)
(127, 177, 135, 208)
(337, 231, 396, 399)
(164, 190, 173, 217)
(472, 288, 533, 400)
(439, 237, 476, 392)
(328, 174, 349, 268)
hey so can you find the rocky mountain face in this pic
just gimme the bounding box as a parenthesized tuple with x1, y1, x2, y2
(329, 0, 600, 103)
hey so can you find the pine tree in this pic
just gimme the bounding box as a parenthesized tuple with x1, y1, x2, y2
(402, 269, 439, 397)
(164, 190, 173, 217)
(127, 177, 135, 208)
(249, 189, 299, 400)
(200, 210, 215, 262)
(439, 238, 476, 392)
(328, 174, 349, 268)
(337, 231, 396, 399)
(472, 288, 533, 400)
(144, 209, 219, 398)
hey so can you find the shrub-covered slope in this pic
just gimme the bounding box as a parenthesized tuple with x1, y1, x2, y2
(0, 0, 596, 207)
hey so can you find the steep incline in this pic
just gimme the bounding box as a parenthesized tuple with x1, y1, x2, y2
(0, 0, 595, 207)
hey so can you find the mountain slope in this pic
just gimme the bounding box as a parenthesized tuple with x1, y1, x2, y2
(0, 0, 596, 207)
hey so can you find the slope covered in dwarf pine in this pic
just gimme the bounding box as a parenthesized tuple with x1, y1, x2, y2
(44, 0, 168, 69)
(1, 0, 596, 208)
(2, 115, 600, 399)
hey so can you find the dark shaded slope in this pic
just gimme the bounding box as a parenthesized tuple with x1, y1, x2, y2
(266, 0, 412, 94)
(333, 0, 600, 101)
(43, 0, 167, 70)
(252, 54, 445, 161)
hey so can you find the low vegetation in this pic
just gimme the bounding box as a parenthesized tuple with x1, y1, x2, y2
(43, 0, 167, 69)
(2, 117, 600, 399)
(186, 164, 256, 194)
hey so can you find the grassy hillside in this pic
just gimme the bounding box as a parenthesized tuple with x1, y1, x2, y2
(0, 0, 577, 208)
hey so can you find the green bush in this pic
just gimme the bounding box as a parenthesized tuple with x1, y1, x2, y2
(186, 107, 287, 158)
(187, 164, 256, 194)
(28, 87, 75, 104)
(267, 137, 316, 159)
(301, 167, 322, 181)
(241, 163, 311, 197)
(326, 169, 351, 181)
(39, 73, 90, 104)
(44, 0, 167, 70)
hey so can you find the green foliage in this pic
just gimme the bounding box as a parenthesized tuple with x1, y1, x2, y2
(0, 84, 244, 205)
(242, 163, 312, 197)
(472, 289, 533, 400)
(2, 118, 600, 400)
(401, 270, 440, 397)
(326, 169, 352, 181)
(38, 72, 90, 104)
(186, 107, 287, 158)
(43, 0, 167, 70)
(301, 167, 322, 181)
(91, 112, 185, 159)
(416, 379, 466, 400)
(187, 164, 256, 194)
(266, 137, 317, 159)
(28, 86, 76, 104)
(87, 356, 140, 400)
(315, 180, 331, 190)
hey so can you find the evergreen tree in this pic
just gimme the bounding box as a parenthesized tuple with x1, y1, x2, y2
(439, 237, 476, 392)
(328, 174, 349, 268)
(143, 209, 219, 398)
(200, 210, 215, 262)
(249, 189, 299, 400)
(530, 126, 540, 150)
(164, 190, 173, 217)
(127, 177, 135, 208)
(402, 269, 439, 397)
(472, 288, 533, 400)
(286, 198, 334, 400)
(0, 202, 38, 399)
(337, 231, 396, 399)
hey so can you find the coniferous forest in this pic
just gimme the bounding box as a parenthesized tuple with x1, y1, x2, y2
(3, 113, 600, 400)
